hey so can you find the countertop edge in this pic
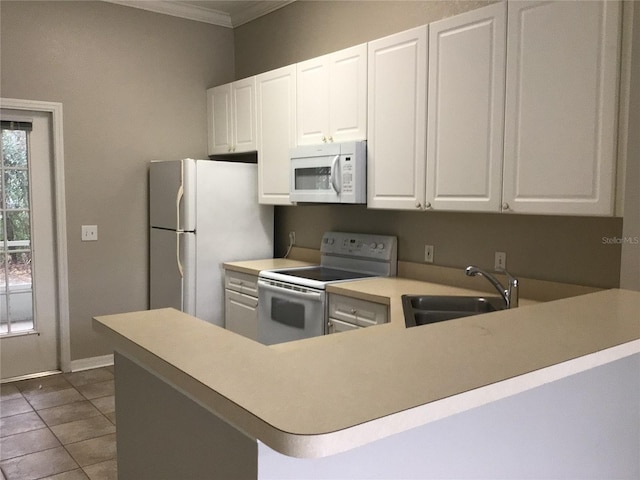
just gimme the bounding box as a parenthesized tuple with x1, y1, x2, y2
(93, 295, 640, 458)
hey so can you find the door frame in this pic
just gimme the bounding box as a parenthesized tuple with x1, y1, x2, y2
(1, 97, 71, 373)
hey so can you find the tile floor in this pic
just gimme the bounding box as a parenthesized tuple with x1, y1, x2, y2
(0, 367, 117, 480)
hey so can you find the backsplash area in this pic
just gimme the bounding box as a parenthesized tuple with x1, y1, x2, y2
(274, 205, 623, 289)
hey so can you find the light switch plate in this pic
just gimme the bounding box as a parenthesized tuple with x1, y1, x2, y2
(495, 251, 506, 270)
(82, 225, 98, 242)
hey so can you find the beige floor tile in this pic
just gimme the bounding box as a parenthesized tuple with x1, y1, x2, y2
(64, 370, 113, 388)
(50, 416, 115, 445)
(76, 381, 114, 400)
(66, 434, 117, 467)
(0, 397, 33, 418)
(89, 396, 115, 415)
(82, 459, 117, 480)
(37, 401, 102, 428)
(0, 428, 60, 461)
(0, 385, 21, 401)
(0, 446, 78, 480)
(42, 469, 89, 480)
(104, 411, 116, 425)
(14, 374, 72, 395)
(0, 411, 45, 437)
(24, 387, 85, 411)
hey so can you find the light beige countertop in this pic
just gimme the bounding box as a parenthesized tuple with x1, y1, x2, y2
(94, 278, 640, 458)
(223, 258, 314, 275)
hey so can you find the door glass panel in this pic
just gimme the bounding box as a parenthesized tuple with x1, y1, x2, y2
(294, 166, 331, 190)
(1, 128, 35, 335)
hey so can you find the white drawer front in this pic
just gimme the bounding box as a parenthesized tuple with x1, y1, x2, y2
(224, 271, 259, 297)
(328, 294, 388, 327)
(327, 317, 362, 334)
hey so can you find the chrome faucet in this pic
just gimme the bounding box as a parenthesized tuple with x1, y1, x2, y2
(465, 265, 519, 309)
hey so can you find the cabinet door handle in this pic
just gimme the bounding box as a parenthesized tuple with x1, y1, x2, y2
(328, 135, 333, 143)
(425, 202, 432, 209)
(322, 136, 327, 143)
(415, 202, 422, 209)
(502, 202, 510, 211)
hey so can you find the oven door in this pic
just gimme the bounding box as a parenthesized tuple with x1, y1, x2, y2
(257, 279, 326, 345)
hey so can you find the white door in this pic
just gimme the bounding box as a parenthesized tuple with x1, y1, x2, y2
(207, 84, 232, 155)
(297, 55, 330, 145)
(329, 43, 368, 143)
(149, 159, 197, 231)
(256, 65, 297, 205)
(231, 77, 257, 153)
(1, 109, 58, 379)
(426, 2, 506, 212)
(502, 0, 620, 216)
(367, 25, 428, 210)
(149, 228, 196, 315)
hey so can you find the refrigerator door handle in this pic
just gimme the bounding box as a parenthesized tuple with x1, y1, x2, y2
(176, 184, 184, 231)
(176, 232, 184, 278)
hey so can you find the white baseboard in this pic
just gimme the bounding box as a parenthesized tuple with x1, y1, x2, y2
(69, 354, 114, 372)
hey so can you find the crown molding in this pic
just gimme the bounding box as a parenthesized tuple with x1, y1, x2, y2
(230, 1, 294, 27)
(104, 1, 233, 27)
(102, 1, 294, 28)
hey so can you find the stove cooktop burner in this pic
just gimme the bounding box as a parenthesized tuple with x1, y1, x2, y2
(273, 266, 374, 282)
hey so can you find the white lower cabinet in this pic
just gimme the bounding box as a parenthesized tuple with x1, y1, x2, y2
(328, 294, 388, 334)
(224, 271, 259, 341)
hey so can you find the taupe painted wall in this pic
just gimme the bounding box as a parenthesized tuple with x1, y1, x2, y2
(234, 0, 495, 78)
(235, 0, 630, 289)
(0, 1, 235, 361)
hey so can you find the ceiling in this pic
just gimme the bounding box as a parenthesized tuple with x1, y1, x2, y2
(103, 1, 295, 28)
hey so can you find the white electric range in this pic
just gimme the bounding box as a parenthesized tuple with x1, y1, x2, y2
(257, 232, 397, 345)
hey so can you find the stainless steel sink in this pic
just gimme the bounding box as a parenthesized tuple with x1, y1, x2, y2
(402, 295, 506, 328)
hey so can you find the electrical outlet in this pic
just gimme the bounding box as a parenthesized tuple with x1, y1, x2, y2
(289, 231, 296, 245)
(424, 244, 434, 263)
(495, 251, 506, 270)
(81, 225, 98, 242)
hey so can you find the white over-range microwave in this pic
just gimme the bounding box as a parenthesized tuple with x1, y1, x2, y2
(289, 141, 366, 204)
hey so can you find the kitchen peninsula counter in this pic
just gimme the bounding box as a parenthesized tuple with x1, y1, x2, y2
(94, 281, 640, 476)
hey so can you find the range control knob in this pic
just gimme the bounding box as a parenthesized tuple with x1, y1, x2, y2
(370, 242, 377, 249)
(377, 243, 384, 250)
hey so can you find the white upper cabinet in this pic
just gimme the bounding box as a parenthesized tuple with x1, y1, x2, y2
(426, 2, 507, 212)
(502, 0, 621, 216)
(367, 26, 428, 210)
(256, 65, 297, 205)
(207, 77, 257, 155)
(297, 44, 367, 145)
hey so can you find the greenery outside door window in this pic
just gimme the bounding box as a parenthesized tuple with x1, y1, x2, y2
(1, 121, 35, 335)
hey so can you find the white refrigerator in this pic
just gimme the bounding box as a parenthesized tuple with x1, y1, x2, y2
(149, 159, 273, 326)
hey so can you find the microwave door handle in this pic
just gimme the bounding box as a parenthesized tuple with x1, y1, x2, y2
(330, 155, 341, 194)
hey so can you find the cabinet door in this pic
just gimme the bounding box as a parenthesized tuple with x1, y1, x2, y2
(297, 55, 330, 145)
(207, 84, 232, 155)
(367, 26, 428, 210)
(329, 44, 367, 143)
(503, 0, 620, 216)
(231, 77, 257, 153)
(256, 65, 297, 205)
(426, 2, 506, 212)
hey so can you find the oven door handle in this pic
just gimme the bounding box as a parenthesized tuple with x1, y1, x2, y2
(258, 280, 323, 300)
